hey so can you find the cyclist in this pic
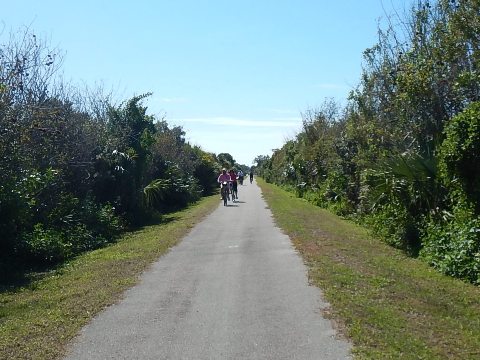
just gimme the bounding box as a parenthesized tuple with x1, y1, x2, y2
(249, 169, 254, 184)
(217, 168, 231, 201)
(237, 169, 244, 185)
(229, 169, 238, 200)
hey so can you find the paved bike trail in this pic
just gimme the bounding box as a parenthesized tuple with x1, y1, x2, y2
(64, 180, 351, 359)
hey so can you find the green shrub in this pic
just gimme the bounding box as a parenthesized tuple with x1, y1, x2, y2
(359, 154, 442, 255)
(163, 176, 202, 209)
(80, 199, 124, 240)
(50, 194, 123, 243)
(365, 202, 420, 255)
(419, 101, 480, 284)
(193, 152, 218, 195)
(420, 205, 480, 284)
(439, 101, 480, 213)
(0, 189, 26, 257)
(302, 187, 322, 205)
(316, 171, 353, 216)
(18, 195, 123, 266)
(22, 224, 69, 264)
(64, 223, 105, 254)
(144, 172, 202, 213)
(295, 182, 308, 198)
(1, 168, 64, 262)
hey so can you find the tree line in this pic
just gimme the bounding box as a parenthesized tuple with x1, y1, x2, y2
(0, 28, 240, 279)
(255, 0, 479, 284)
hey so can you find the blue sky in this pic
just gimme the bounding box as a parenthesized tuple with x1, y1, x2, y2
(2, 0, 412, 165)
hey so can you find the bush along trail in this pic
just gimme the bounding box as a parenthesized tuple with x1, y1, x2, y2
(0, 195, 219, 360)
(254, 0, 480, 286)
(257, 178, 480, 360)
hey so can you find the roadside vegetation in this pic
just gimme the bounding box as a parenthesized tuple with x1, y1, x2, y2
(2, 0, 479, 358)
(0, 195, 219, 360)
(0, 27, 245, 286)
(0, 24, 243, 360)
(254, 0, 480, 285)
(258, 178, 480, 359)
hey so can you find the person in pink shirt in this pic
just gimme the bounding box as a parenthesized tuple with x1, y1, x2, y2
(217, 168, 231, 183)
(217, 168, 231, 200)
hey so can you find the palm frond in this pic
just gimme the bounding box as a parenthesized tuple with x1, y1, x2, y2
(368, 153, 442, 211)
(143, 178, 170, 207)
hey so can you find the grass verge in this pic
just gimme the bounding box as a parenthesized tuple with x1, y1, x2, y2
(257, 178, 480, 360)
(0, 195, 219, 360)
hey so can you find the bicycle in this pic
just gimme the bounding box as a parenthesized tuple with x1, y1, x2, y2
(220, 181, 229, 206)
(230, 181, 238, 202)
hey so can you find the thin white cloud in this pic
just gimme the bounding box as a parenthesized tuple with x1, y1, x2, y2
(176, 116, 301, 128)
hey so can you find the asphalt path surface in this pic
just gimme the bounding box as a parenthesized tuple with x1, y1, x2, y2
(65, 180, 352, 359)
